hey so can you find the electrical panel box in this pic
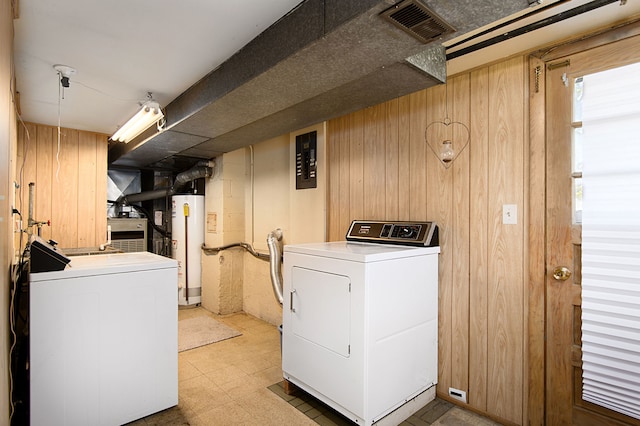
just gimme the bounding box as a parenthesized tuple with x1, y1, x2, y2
(295, 131, 317, 190)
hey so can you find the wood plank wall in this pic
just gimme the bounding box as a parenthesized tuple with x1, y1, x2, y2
(2, 0, 16, 421)
(327, 56, 527, 424)
(15, 123, 108, 249)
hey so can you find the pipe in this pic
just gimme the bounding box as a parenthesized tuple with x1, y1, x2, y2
(266, 229, 284, 306)
(183, 203, 189, 303)
(27, 183, 35, 236)
(99, 225, 112, 251)
(117, 161, 213, 205)
(174, 165, 212, 187)
(120, 189, 171, 204)
(202, 228, 284, 306)
(200, 228, 283, 306)
(201, 242, 269, 260)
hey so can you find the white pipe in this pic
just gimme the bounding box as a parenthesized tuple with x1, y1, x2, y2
(99, 225, 112, 251)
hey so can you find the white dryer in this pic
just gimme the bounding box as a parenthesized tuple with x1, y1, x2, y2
(282, 221, 440, 426)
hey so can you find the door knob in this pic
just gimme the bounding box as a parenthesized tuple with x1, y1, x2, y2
(552, 266, 572, 281)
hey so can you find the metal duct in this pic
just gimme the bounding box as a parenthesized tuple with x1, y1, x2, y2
(109, 0, 530, 171)
(266, 228, 284, 306)
(118, 161, 213, 204)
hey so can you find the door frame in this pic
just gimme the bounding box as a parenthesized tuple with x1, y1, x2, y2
(527, 19, 640, 425)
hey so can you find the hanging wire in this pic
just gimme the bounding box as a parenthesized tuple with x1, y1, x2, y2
(56, 71, 63, 181)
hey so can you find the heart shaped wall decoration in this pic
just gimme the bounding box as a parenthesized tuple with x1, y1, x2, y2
(424, 117, 470, 168)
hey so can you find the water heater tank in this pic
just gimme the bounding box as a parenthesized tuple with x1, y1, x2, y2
(172, 194, 205, 305)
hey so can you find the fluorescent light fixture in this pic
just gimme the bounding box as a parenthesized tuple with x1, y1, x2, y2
(111, 100, 164, 143)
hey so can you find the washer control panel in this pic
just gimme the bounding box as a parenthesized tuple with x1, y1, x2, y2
(346, 220, 438, 247)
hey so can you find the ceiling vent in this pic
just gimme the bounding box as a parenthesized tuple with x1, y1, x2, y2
(380, 0, 455, 43)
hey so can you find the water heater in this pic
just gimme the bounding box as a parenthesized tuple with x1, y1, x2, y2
(172, 194, 205, 305)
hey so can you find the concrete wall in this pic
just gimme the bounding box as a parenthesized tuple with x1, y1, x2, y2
(201, 150, 246, 314)
(201, 123, 326, 325)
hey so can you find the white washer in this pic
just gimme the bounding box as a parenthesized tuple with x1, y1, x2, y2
(30, 252, 178, 426)
(282, 221, 440, 425)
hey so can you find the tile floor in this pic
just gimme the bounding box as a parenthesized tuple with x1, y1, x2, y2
(129, 307, 499, 425)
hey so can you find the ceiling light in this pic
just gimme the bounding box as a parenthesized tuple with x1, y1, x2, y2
(111, 95, 164, 143)
(53, 64, 77, 88)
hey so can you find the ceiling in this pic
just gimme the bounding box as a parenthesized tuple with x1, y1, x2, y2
(12, 0, 305, 135)
(13, 0, 640, 172)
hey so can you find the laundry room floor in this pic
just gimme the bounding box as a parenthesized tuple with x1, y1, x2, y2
(127, 307, 499, 426)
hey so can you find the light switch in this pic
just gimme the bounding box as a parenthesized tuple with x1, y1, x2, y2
(503, 204, 517, 225)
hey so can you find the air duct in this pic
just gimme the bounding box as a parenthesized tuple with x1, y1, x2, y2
(266, 229, 284, 306)
(117, 161, 213, 205)
(109, 0, 530, 170)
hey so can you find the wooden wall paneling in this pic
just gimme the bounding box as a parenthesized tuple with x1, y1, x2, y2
(50, 128, 79, 247)
(327, 119, 340, 241)
(349, 111, 364, 223)
(15, 123, 36, 250)
(450, 74, 471, 394)
(16, 123, 109, 249)
(468, 67, 490, 411)
(328, 115, 352, 241)
(18, 123, 37, 184)
(325, 53, 533, 422)
(397, 96, 411, 221)
(385, 99, 399, 221)
(94, 134, 108, 246)
(17, 123, 37, 214)
(425, 83, 453, 396)
(77, 131, 97, 247)
(486, 57, 525, 424)
(527, 55, 546, 426)
(408, 90, 427, 220)
(337, 116, 351, 240)
(363, 103, 386, 219)
(35, 126, 54, 243)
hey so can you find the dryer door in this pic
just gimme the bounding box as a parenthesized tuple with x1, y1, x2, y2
(290, 266, 351, 357)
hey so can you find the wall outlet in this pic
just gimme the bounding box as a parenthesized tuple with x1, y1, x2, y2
(448, 387, 467, 403)
(502, 204, 517, 225)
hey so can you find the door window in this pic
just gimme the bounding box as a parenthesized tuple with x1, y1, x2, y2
(580, 61, 640, 420)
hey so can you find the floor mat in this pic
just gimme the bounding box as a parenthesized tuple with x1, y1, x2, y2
(178, 315, 241, 352)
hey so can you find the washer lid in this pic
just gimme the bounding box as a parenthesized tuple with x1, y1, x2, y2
(30, 252, 177, 281)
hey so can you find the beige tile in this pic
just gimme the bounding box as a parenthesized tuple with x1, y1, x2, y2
(204, 364, 249, 386)
(217, 312, 265, 331)
(234, 352, 276, 375)
(179, 375, 233, 414)
(250, 365, 284, 388)
(218, 374, 265, 400)
(189, 401, 256, 426)
(142, 307, 487, 425)
(181, 346, 236, 374)
(178, 356, 203, 382)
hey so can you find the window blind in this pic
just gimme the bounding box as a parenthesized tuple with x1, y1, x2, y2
(581, 61, 640, 419)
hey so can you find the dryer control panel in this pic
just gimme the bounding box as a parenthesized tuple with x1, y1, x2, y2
(346, 220, 439, 247)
